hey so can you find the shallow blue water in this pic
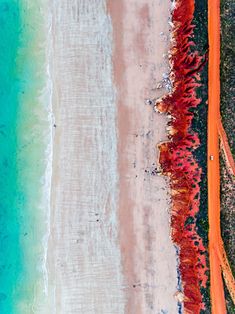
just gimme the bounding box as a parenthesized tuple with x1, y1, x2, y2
(0, 1, 23, 312)
(0, 1, 49, 313)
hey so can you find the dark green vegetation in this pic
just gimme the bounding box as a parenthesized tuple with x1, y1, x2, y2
(220, 0, 235, 311)
(220, 156, 235, 312)
(191, 1, 210, 312)
(220, 0, 235, 157)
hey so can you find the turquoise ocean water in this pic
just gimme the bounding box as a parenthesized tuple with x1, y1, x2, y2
(0, 1, 51, 313)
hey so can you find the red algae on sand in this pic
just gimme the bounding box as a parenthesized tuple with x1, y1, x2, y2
(155, 1, 208, 312)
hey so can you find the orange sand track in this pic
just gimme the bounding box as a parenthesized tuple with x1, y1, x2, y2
(208, 0, 235, 313)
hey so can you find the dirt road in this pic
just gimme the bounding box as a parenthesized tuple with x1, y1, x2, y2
(208, 0, 226, 312)
(208, 0, 235, 312)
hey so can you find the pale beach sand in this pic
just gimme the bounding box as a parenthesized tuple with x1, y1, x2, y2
(108, 0, 179, 313)
(46, 0, 178, 313)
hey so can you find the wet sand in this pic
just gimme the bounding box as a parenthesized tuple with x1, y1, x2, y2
(47, 1, 125, 313)
(47, 0, 178, 313)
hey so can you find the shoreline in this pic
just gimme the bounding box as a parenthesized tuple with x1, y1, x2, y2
(41, 4, 53, 299)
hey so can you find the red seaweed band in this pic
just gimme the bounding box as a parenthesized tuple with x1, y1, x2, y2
(155, 1, 207, 312)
